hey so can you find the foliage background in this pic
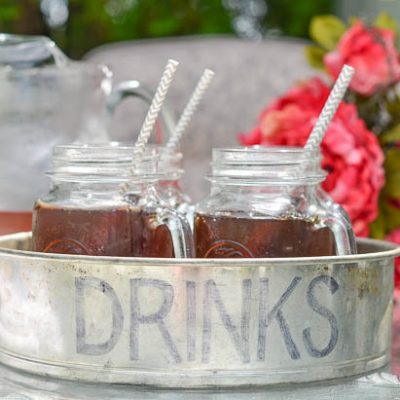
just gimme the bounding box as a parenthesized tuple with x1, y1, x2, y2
(0, 0, 332, 59)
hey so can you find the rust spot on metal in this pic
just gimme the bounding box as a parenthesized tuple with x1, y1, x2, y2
(346, 266, 381, 299)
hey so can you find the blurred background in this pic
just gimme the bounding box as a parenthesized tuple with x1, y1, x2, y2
(2, 0, 400, 205)
(2, 0, 399, 59)
(2, 0, 400, 213)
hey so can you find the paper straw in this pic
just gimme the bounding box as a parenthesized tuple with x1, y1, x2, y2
(133, 59, 179, 167)
(304, 64, 354, 152)
(165, 69, 215, 154)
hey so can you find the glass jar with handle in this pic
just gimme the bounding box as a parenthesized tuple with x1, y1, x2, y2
(194, 146, 356, 258)
(32, 144, 193, 258)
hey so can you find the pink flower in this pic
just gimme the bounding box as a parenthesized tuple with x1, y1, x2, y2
(239, 77, 385, 237)
(324, 21, 400, 96)
(385, 229, 400, 292)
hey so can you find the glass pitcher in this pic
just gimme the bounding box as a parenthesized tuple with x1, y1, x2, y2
(0, 34, 172, 235)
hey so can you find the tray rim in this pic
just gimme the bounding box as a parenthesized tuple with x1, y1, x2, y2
(0, 347, 390, 388)
(0, 232, 398, 267)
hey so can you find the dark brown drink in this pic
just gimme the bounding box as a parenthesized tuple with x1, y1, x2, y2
(195, 214, 336, 258)
(32, 202, 173, 257)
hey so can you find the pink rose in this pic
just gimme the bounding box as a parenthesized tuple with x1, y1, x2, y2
(239, 77, 385, 237)
(385, 229, 400, 291)
(324, 21, 400, 96)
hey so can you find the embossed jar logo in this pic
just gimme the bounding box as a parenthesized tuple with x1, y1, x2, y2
(204, 240, 254, 258)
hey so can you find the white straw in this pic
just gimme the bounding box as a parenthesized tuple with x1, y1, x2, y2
(304, 64, 355, 152)
(165, 69, 215, 153)
(133, 59, 179, 166)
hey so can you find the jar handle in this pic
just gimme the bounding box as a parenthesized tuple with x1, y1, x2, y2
(106, 80, 176, 141)
(315, 187, 356, 255)
(155, 207, 194, 258)
(320, 209, 357, 255)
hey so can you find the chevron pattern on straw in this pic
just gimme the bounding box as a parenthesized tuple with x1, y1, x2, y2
(121, 59, 179, 193)
(133, 59, 179, 164)
(304, 64, 354, 152)
(166, 68, 215, 154)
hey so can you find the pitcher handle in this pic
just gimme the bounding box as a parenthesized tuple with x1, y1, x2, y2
(106, 80, 176, 141)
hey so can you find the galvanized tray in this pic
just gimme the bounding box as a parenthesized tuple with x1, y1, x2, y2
(0, 363, 399, 400)
(0, 232, 398, 388)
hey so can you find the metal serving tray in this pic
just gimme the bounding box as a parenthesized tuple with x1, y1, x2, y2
(0, 232, 398, 388)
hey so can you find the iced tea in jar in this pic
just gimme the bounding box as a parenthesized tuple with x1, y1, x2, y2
(32, 144, 193, 257)
(194, 147, 356, 258)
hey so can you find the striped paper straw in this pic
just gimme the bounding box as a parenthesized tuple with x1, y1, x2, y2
(132, 59, 179, 170)
(304, 64, 354, 153)
(165, 68, 215, 154)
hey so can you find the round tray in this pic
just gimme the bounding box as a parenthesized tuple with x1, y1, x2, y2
(0, 232, 398, 388)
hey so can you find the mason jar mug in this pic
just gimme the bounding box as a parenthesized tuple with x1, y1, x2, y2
(32, 144, 193, 258)
(194, 147, 356, 258)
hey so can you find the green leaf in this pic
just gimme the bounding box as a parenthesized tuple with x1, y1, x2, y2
(304, 45, 327, 70)
(385, 99, 400, 121)
(380, 124, 400, 144)
(382, 149, 400, 204)
(382, 201, 400, 231)
(369, 214, 386, 239)
(348, 16, 359, 26)
(384, 148, 400, 172)
(0, 6, 19, 20)
(374, 11, 397, 33)
(383, 170, 400, 198)
(309, 15, 347, 51)
(148, 17, 181, 36)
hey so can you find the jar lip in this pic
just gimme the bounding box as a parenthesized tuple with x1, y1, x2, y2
(53, 143, 183, 161)
(53, 143, 152, 162)
(213, 146, 321, 164)
(50, 143, 183, 182)
(46, 173, 163, 184)
(210, 146, 326, 184)
(207, 176, 326, 185)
